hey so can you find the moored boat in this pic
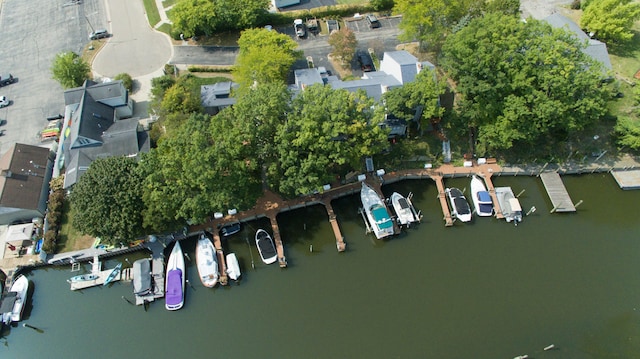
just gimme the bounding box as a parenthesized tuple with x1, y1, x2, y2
(495, 187, 523, 224)
(2, 275, 30, 324)
(361, 183, 395, 239)
(165, 241, 186, 310)
(255, 229, 278, 265)
(196, 233, 218, 288)
(220, 221, 241, 237)
(446, 187, 472, 222)
(226, 252, 241, 281)
(470, 175, 493, 217)
(67, 274, 99, 284)
(132, 259, 152, 296)
(390, 192, 420, 227)
(103, 262, 122, 286)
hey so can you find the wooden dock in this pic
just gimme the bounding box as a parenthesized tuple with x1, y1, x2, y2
(479, 173, 504, 219)
(270, 218, 288, 268)
(610, 169, 640, 190)
(323, 200, 346, 251)
(210, 232, 229, 285)
(431, 174, 454, 226)
(539, 172, 576, 212)
(69, 266, 122, 291)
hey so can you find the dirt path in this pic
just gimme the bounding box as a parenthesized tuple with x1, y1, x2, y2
(520, 0, 573, 19)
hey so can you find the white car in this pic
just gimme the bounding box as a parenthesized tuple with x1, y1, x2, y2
(0, 96, 9, 108)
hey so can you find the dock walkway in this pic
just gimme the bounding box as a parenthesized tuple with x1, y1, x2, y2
(539, 172, 576, 212)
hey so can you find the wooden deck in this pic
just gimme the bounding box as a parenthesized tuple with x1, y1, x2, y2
(430, 174, 454, 226)
(323, 200, 346, 251)
(479, 173, 504, 219)
(539, 172, 576, 212)
(210, 232, 229, 284)
(69, 266, 122, 290)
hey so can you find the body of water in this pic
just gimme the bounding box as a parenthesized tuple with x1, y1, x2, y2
(2, 174, 639, 358)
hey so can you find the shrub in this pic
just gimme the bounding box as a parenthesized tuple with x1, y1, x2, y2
(42, 230, 57, 253)
(114, 73, 134, 92)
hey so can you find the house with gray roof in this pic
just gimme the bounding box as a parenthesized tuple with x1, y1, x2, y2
(61, 80, 148, 189)
(543, 13, 612, 72)
(0, 144, 53, 225)
(201, 82, 239, 115)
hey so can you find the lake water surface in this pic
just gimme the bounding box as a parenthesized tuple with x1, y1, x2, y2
(2, 174, 639, 359)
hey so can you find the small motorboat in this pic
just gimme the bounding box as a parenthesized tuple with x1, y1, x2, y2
(220, 221, 241, 237)
(446, 187, 472, 222)
(390, 192, 420, 227)
(361, 183, 395, 239)
(67, 274, 99, 284)
(470, 175, 493, 217)
(103, 262, 122, 286)
(165, 241, 186, 310)
(2, 275, 30, 324)
(255, 229, 278, 265)
(226, 252, 241, 281)
(196, 234, 218, 288)
(132, 259, 152, 296)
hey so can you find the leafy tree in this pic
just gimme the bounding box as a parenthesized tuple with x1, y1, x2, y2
(233, 28, 301, 90)
(51, 51, 91, 89)
(370, 0, 394, 11)
(171, 0, 216, 37)
(441, 12, 609, 155)
(172, 0, 269, 37)
(274, 85, 389, 197)
(394, 0, 484, 52)
(328, 28, 358, 68)
(113, 73, 133, 92)
(70, 157, 145, 245)
(580, 0, 640, 43)
(615, 116, 640, 150)
(382, 69, 446, 129)
(485, 0, 520, 16)
(141, 113, 260, 231)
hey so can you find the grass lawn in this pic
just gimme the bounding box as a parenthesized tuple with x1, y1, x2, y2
(57, 200, 95, 253)
(142, 0, 162, 28)
(162, 0, 178, 7)
(335, 0, 366, 4)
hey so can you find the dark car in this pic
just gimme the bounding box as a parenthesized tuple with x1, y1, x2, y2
(0, 74, 14, 87)
(89, 29, 109, 40)
(365, 14, 381, 29)
(358, 53, 374, 72)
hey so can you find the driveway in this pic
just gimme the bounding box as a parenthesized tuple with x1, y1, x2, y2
(0, 0, 107, 156)
(92, 0, 172, 77)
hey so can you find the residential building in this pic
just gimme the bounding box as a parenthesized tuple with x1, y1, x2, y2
(201, 81, 239, 115)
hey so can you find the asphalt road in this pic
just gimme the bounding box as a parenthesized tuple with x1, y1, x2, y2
(0, 0, 107, 156)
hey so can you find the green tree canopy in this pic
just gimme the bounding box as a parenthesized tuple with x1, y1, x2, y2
(580, 0, 640, 44)
(615, 116, 640, 151)
(274, 85, 389, 197)
(141, 113, 260, 231)
(69, 157, 145, 245)
(171, 0, 269, 37)
(328, 28, 358, 67)
(441, 12, 610, 155)
(51, 51, 91, 89)
(233, 28, 301, 90)
(382, 69, 446, 129)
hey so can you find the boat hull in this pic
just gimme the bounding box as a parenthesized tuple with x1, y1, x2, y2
(8, 275, 29, 324)
(103, 262, 122, 286)
(390, 192, 419, 226)
(471, 175, 493, 217)
(446, 187, 472, 222)
(165, 241, 186, 311)
(132, 259, 152, 296)
(255, 229, 278, 265)
(226, 253, 241, 281)
(196, 234, 218, 288)
(361, 183, 395, 239)
(67, 274, 99, 283)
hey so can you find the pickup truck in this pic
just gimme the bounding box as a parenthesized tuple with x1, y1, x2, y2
(0, 74, 14, 86)
(294, 19, 306, 38)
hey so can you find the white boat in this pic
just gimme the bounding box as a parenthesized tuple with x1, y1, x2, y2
(390, 192, 420, 227)
(446, 187, 472, 222)
(66, 274, 99, 283)
(132, 259, 152, 296)
(196, 234, 218, 288)
(165, 241, 186, 311)
(361, 183, 395, 239)
(2, 275, 30, 324)
(470, 175, 493, 217)
(255, 229, 278, 265)
(226, 252, 241, 281)
(495, 187, 523, 224)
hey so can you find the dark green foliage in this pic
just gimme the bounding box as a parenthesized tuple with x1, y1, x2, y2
(615, 116, 640, 150)
(370, 0, 394, 11)
(171, 0, 270, 37)
(441, 13, 610, 155)
(114, 73, 134, 92)
(70, 157, 145, 245)
(51, 52, 91, 89)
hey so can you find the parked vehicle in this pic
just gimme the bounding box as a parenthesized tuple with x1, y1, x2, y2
(0, 74, 14, 86)
(358, 53, 374, 72)
(0, 96, 9, 108)
(89, 29, 109, 40)
(294, 19, 306, 38)
(365, 14, 381, 29)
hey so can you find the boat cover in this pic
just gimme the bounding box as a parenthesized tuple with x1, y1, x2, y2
(166, 269, 183, 306)
(478, 191, 492, 203)
(397, 197, 410, 210)
(133, 259, 152, 295)
(257, 233, 277, 258)
(372, 205, 394, 228)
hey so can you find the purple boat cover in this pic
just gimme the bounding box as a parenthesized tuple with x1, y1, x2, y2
(166, 269, 183, 306)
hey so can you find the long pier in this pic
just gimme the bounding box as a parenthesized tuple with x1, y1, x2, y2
(431, 173, 454, 226)
(539, 172, 576, 212)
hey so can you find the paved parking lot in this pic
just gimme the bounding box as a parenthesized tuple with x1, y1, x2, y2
(344, 15, 403, 33)
(0, 0, 107, 156)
